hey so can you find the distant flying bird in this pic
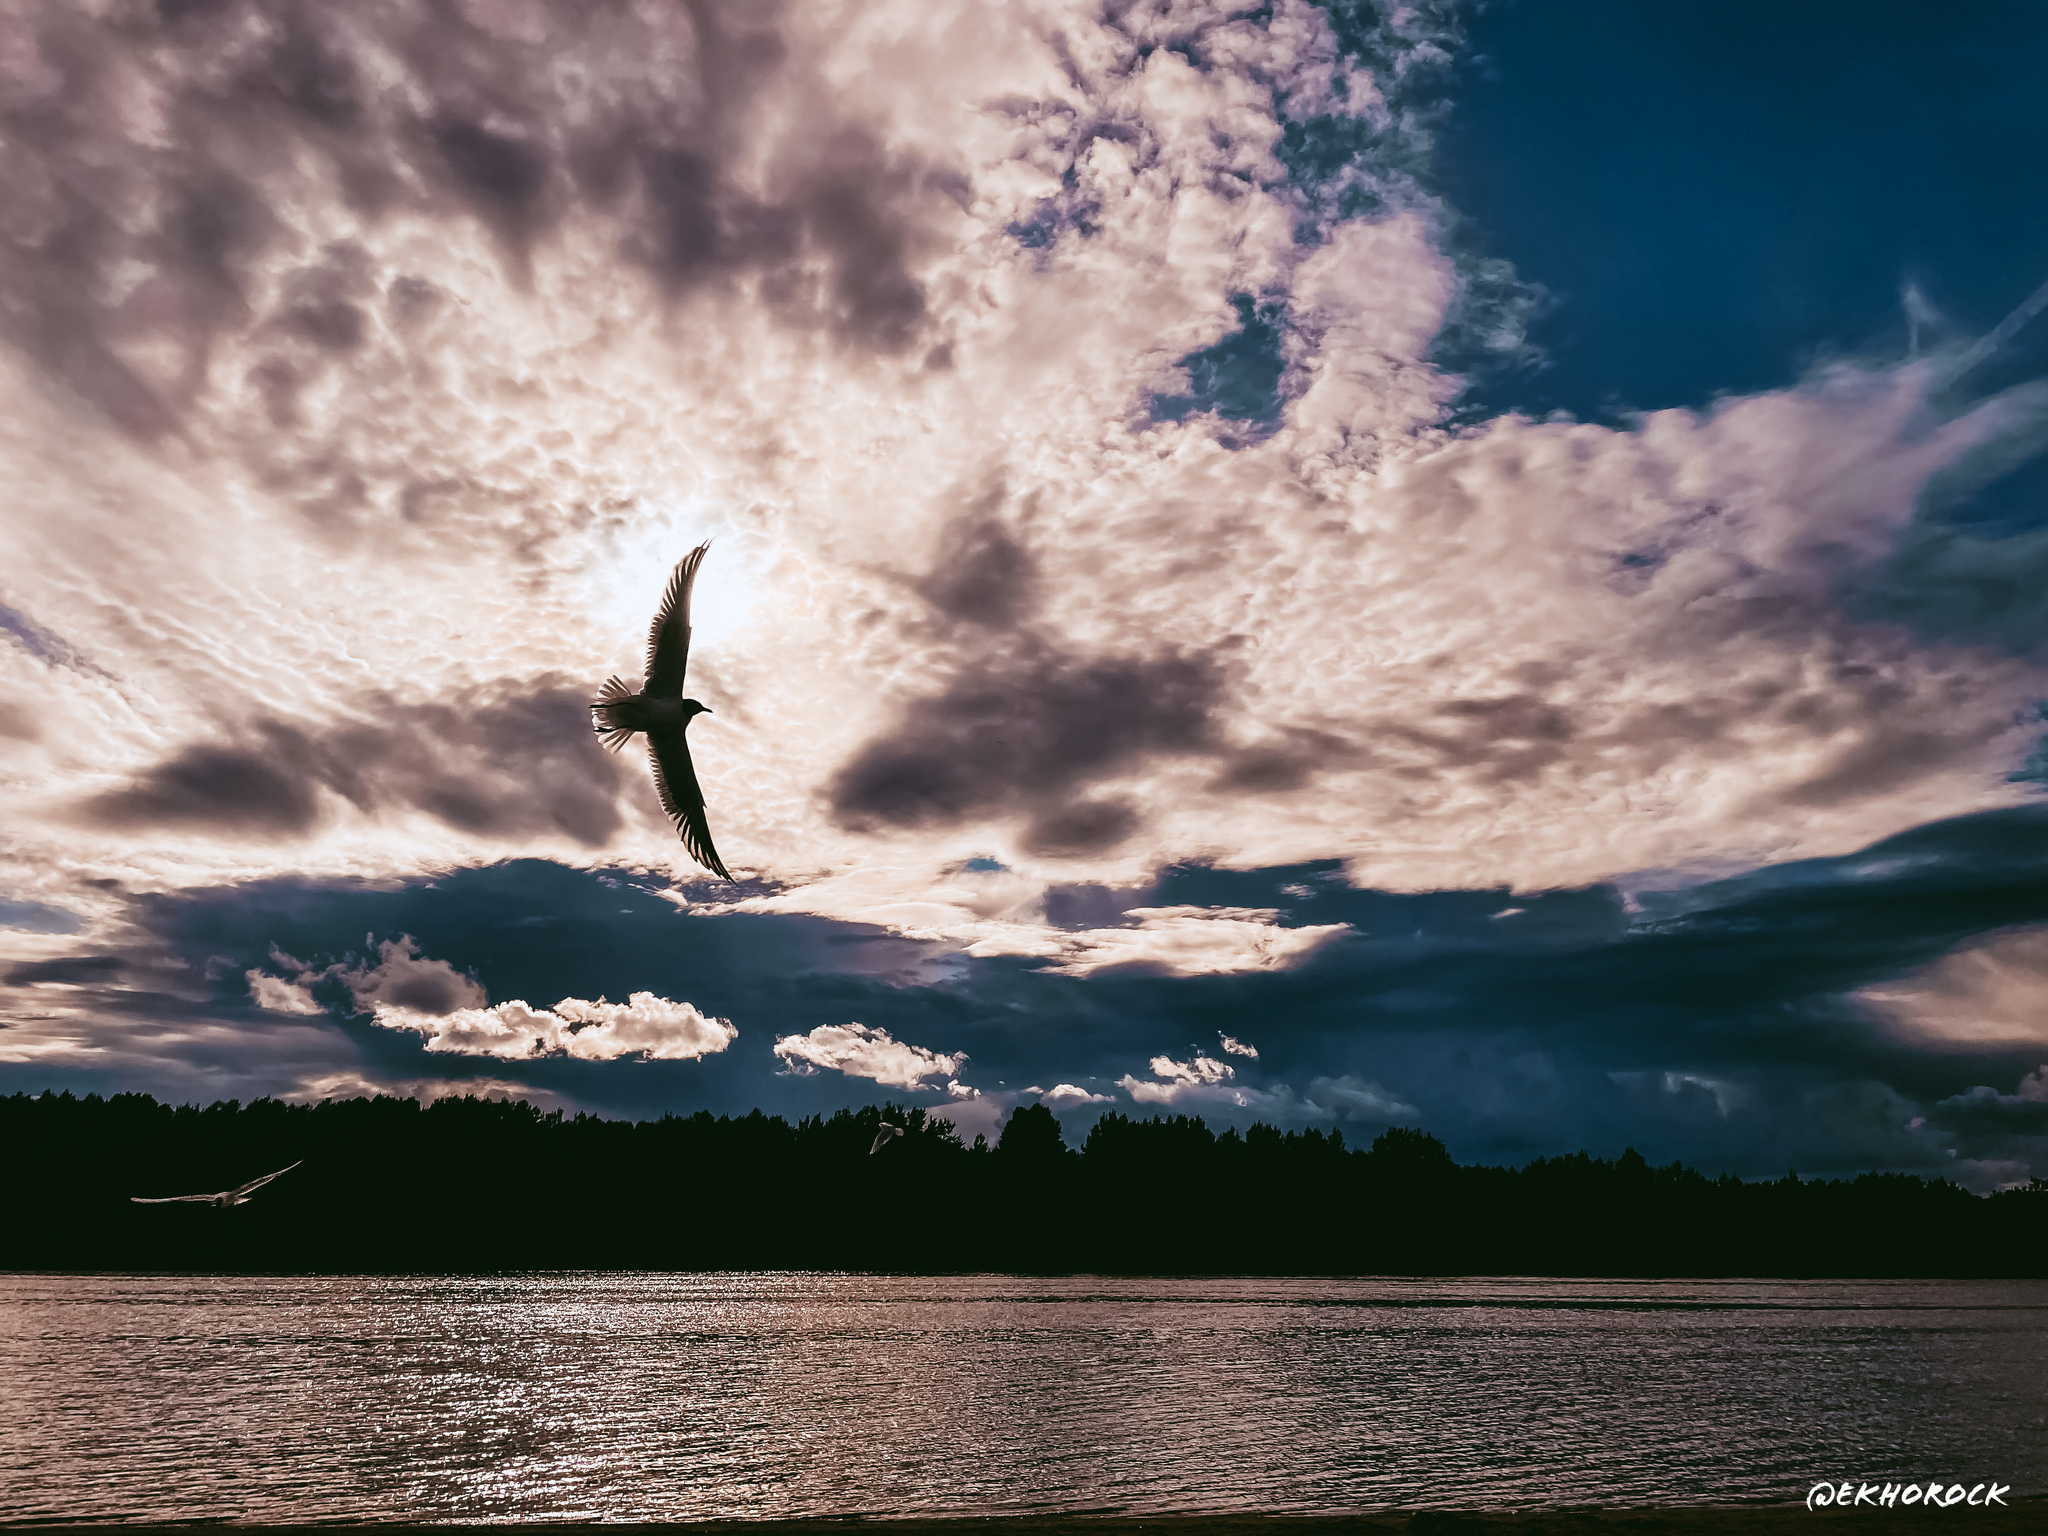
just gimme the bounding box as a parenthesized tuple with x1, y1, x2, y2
(870, 1121, 905, 1155)
(131, 1160, 302, 1208)
(592, 541, 731, 879)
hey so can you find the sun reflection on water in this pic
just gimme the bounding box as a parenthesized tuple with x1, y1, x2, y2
(2, 1273, 2044, 1524)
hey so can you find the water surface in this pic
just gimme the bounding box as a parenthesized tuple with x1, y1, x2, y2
(3, 1274, 2042, 1524)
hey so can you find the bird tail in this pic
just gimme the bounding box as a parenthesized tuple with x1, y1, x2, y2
(591, 675, 637, 753)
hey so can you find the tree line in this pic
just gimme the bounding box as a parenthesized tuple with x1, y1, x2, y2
(5, 1088, 2043, 1275)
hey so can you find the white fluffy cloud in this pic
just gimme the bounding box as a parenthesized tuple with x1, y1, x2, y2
(247, 933, 735, 1062)
(373, 992, 737, 1062)
(772, 1021, 967, 1089)
(1117, 1051, 1253, 1107)
(1219, 1033, 1258, 1057)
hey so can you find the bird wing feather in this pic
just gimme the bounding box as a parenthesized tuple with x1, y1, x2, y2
(647, 720, 731, 879)
(232, 1160, 302, 1198)
(643, 542, 710, 699)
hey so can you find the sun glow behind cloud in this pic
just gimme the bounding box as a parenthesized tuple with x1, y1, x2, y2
(2, 0, 2041, 935)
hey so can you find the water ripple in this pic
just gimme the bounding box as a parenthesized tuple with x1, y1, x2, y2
(3, 1274, 2043, 1524)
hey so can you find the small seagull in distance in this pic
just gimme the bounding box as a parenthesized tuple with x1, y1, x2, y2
(132, 1160, 302, 1207)
(870, 1120, 905, 1155)
(592, 541, 732, 879)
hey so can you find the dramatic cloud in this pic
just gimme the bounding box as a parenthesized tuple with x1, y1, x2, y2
(5, 0, 2037, 927)
(5, 0, 2048, 1183)
(772, 1022, 967, 1090)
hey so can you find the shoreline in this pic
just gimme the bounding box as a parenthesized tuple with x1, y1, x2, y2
(10, 1507, 2046, 1534)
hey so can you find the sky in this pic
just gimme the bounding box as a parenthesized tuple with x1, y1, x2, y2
(4, 0, 2048, 1190)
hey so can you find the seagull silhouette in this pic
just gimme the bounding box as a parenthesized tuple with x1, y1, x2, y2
(131, 1160, 301, 1208)
(870, 1121, 905, 1155)
(592, 542, 731, 879)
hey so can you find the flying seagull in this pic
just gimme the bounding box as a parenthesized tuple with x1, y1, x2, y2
(870, 1121, 905, 1155)
(592, 541, 731, 879)
(131, 1160, 302, 1208)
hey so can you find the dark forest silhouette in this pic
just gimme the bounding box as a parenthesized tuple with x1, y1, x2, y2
(6, 1089, 2043, 1275)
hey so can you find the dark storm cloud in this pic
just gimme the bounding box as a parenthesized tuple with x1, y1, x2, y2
(84, 675, 622, 844)
(1930, 1084, 2048, 1140)
(5, 955, 124, 987)
(64, 858, 964, 1119)
(919, 513, 1039, 630)
(885, 805, 2048, 1181)
(828, 643, 1226, 853)
(0, 0, 936, 436)
(1209, 726, 1356, 792)
(15, 800, 2048, 1180)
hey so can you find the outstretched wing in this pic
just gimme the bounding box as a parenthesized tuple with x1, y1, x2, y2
(647, 720, 731, 879)
(131, 1193, 220, 1203)
(870, 1126, 902, 1155)
(231, 1160, 302, 1199)
(644, 543, 710, 699)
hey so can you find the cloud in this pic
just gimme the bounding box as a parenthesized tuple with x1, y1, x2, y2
(285, 1071, 567, 1109)
(373, 992, 737, 1062)
(828, 645, 1225, 855)
(772, 1022, 966, 1090)
(0, 0, 941, 445)
(1004, 907, 1350, 977)
(1305, 1073, 1416, 1123)
(6, 955, 124, 986)
(81, 681, 624, 848)
(253, 929, 735, 1062)
(1858, 925, 2048, 1045)
(7, 0, 2048, 1189)
(246, 969, 323, 1015)
(1219, 1033, 1258, 1057)
(17, 817, 2048, 1179)
(335, 935, 488, 1016)
(3, 0, 2041, 929)
(1041, 1083, 1114, 1109)
(1116, 1052, 1262, 1109)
